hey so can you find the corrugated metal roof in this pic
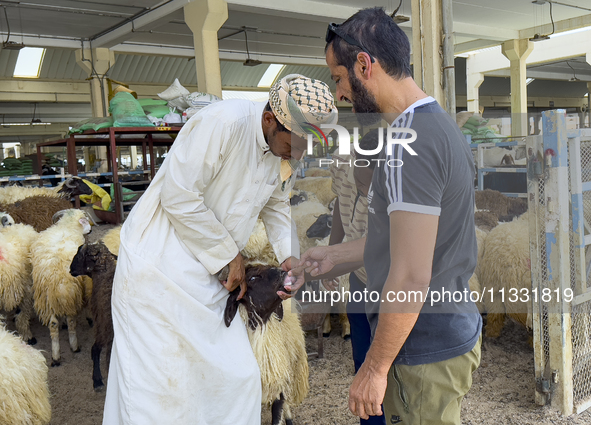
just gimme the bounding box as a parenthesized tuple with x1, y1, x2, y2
(40, 49, 87, 80)
(0, 49, 20, 79)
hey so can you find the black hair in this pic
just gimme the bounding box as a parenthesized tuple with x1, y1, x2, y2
(264, 102, 290, 133)
(326, 7, 412, 80)
(356, 128, 382, 169)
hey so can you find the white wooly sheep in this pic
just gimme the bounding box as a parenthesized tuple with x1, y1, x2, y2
(0, 214, 38, 343)
(293, 177, 336, 207)
(479, 214, 531, 338)
(31, 209, 93, 366)
(0, 318, 51, 425)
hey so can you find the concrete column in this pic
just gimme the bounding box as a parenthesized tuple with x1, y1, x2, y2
(76, 48, 114, 174)
(502, 39, 533, 137)
(466, 62, 484, 114)
(75, 48, 115, 118)
(411, 0, 444, 105)
(130, 146, 138, 170)
(184, 0, 228, 98)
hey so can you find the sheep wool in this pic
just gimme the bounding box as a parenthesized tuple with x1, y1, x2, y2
(0, 319, 51, 425)
(102, 225, 121, 256)
(30, 209, 92, 365)
(0, 223, 38, 341)
(303, 167, 331, 178)
(1, 196, 73, 232)
(241, 220, 279, 267)
(239, 298, 308, 411)
(0, 184, 67, 205)
(293, 177, 336, 207)
(480, 214, 531, 337)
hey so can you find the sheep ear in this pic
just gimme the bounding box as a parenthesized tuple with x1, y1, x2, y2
(224, 291, 240, 327)
(274, 303, 284, 322)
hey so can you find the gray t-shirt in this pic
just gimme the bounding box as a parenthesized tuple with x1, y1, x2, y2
(364, 97, 482, 366)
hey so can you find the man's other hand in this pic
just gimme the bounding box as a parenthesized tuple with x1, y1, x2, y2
(298, 246, 337, 277)
(222, 252, 246, 300)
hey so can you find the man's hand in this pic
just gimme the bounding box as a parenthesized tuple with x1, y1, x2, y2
(298, 246, 337, 277)
(221, 252, 246, 300)
(322, 277, 339, 291)
(278, 256, 304, 300)
(348, 362, 388, 420)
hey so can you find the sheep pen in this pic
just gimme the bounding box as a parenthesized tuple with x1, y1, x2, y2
(2, 223, 589, 425)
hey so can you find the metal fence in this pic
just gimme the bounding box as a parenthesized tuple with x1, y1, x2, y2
(527, 110, 591, 415)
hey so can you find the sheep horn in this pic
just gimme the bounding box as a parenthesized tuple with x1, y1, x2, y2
(52, 210, 69, 224)
(65, 177, 78, 189)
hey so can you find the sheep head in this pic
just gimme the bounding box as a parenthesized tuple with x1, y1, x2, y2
(0, 213, 15, 227)
(306, 214, 332, 239)
(70, 243, 106, 277)
(51, 209, 93, 235)
(224, 265, 289, 330)
(56, 177, 93, 197)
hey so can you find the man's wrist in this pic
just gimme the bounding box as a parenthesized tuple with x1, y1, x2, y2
(363, 351, 393, 376)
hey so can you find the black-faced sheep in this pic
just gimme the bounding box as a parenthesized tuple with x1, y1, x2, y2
(30, 209, 93, 366)
(224, 265, 308, 425)
(475, 189, 527, 223)
(293, 177, 336, 207)
(0, 317, 51, 425)
(70, 240, 116, 391)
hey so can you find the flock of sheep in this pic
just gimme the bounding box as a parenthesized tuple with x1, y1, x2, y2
(0, 171, 536, 425)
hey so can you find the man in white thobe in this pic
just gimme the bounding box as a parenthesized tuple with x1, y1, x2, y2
(102, 75, 337, 425)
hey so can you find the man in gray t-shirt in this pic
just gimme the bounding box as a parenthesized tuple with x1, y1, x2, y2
(295, 7, 481, 425)
(364, 98, 481, 366)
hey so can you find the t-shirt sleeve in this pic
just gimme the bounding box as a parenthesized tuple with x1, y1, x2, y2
(384, 137, 446, 216)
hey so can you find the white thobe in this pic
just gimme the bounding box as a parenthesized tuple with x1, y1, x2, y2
(102, 100, 298, 425)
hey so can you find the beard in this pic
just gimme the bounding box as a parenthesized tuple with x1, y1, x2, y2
(349, 71, 381, 126)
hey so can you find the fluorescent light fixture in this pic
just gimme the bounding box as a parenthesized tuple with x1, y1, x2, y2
(3, 122, 51, 126)
(526, 78, 535, 85)
(257, 64, 285, 87)
(13, 47, 46, 78)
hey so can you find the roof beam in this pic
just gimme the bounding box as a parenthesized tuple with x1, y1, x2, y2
(92, 0, 192, 48)
(112, 42, 327, 65)
(467, 28, 591, 74)
(226, 0, 358, 22)
(454, 22, 519, 41)
(0, 33, 81, 49)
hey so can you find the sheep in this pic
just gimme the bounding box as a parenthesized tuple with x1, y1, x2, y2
(479, 214, 531, 338)
(30, 209, 93, 366)
(293, 177, 336, 207)
(0, 176, 92, 205)
(469, 226, 488, 314)
(223, 265, 308, 425)
(101, 225, 121, 256)
(70, 240, 117, 392)
(0, 214, 38, 344)
(241, 220, 280, 267)
(0, 317, 51, 425)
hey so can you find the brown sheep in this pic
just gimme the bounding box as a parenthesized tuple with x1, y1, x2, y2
(69, 241, 116, 392)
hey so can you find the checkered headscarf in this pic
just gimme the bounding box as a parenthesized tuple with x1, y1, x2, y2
(269, 74, 338, 138)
